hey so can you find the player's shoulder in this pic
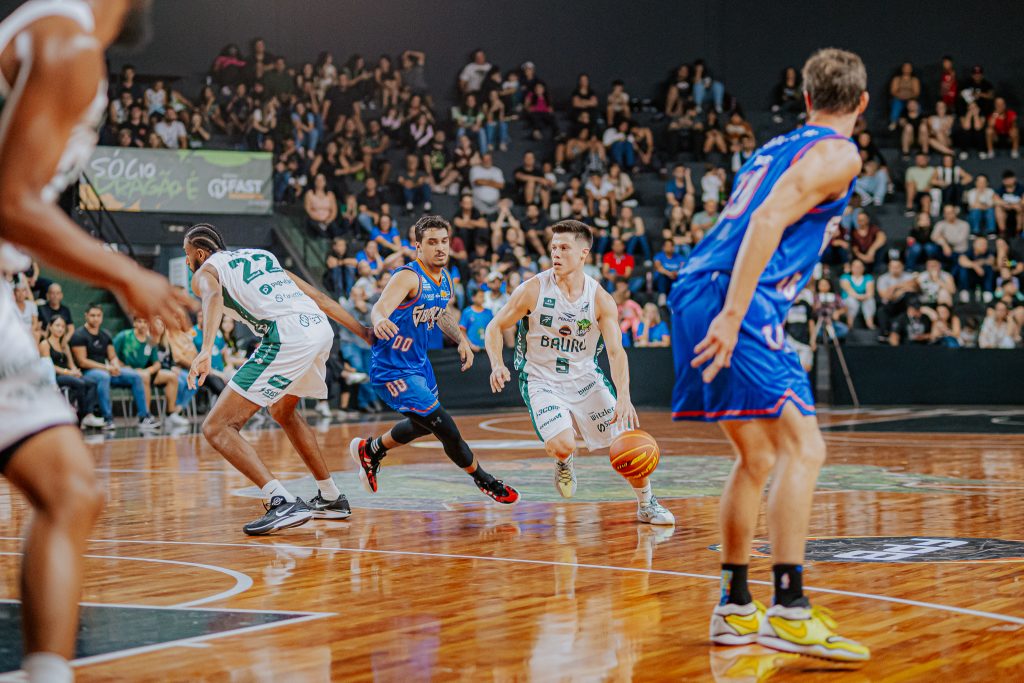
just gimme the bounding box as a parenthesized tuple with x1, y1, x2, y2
(26, 13, 102, 80)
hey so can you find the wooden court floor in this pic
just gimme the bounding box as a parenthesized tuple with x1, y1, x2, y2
(1, 407, 1022, 681)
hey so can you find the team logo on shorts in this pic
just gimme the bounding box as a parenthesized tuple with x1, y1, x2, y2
(540, 314, 553, 327)
(543, 297, 556, 308)
(575, 319, 592, 337)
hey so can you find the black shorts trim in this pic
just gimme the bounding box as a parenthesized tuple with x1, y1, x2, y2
(0, 425, 68, 473)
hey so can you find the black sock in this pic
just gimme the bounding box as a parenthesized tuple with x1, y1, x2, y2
(367, 436, 388, 460)
(470, 466, 494, 485)
(720, 564, 752, 605)
(772, 564, 809, 607)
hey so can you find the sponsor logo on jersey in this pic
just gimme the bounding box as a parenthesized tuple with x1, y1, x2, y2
(588, 407, 613, 422)
(542, 297, 556, 309)
(558, 311, 576, 322)
(540, 314, 553, 327)
(412, 304, 446, 329)
(540, 335, 586, 353)
(575, 319, 592, 337)
(558, 325, 571, 337)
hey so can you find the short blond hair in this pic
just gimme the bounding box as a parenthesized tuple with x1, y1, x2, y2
(802, 48, 867, 114)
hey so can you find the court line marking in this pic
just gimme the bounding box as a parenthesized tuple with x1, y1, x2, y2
(0, 550, 251, 608)
(79, 537, 1024, 627)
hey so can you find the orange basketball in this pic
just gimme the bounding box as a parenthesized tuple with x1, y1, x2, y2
(609, 430, 660, 480)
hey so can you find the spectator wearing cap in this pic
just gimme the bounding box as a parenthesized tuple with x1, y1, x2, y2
(960, 65, 995, 117)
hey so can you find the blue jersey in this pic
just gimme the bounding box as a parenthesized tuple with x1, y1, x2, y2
(370, 259, 453, 383)
(677, 125, 855, 317)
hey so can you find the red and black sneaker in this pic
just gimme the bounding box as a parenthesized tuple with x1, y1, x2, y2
(349, 437, 382, 493)
(477, 478, 520, 505)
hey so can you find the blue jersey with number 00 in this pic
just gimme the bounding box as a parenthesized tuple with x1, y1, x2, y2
(370, 259, 452, 382)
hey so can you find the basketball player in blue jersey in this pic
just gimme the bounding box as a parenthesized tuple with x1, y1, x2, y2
(670, 49, 870, 661)
(350, 215, 519, 504)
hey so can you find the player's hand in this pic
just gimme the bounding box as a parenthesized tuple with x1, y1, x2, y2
(490, 364, 510, 393)
(359, 325, 375, 345)
(458, 340, 474, 371)
(612, 396, 639, 431)
(188, 350, 212, 389)
(373, 318, 399, 340)
(113, 267, 195, 332)
(691, 312, 741, 383)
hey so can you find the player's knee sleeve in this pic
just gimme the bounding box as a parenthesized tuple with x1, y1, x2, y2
(391, 418, 431, 445)
(406, 408, 473, 469)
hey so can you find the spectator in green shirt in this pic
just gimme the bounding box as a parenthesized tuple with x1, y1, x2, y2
(113, 318, 189, 427)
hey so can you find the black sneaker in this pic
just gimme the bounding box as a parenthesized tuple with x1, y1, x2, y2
(477, 478, 520, 505)
(350, 437, 383, 493)
(242, 496, 313, 536)
(309, 492, 352, 519)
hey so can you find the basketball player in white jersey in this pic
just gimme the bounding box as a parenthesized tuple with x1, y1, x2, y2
(0, 2, 192, 681)
(485, 220, 674, 524)
(185, 223, 373, 535)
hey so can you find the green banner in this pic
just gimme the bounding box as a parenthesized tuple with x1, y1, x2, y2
(79, 147, 272, 215)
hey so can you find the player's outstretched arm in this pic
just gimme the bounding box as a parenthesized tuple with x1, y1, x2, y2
(370, 269, 419, 340)
(484, 278, 538, 393)
(0, 25, 191, 330)
(188, 266, 223, 389)
(692, 141, 862, 383)
(596, 288, 638, 431)
(438, 299, 474, 372)
(286, 269, 372, 344)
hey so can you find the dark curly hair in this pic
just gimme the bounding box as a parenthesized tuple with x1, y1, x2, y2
(413, 215, 452, 242)
(184, 223, 226, 253)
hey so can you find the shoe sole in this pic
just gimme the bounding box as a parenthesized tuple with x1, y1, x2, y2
(243, 511, 313, 536)
(349, 438, 376, 494)
(638, 515, 676, 526)
(312, 508, 352, 519)
(757, 635, 870, 662)
(710, 632, 759, 646)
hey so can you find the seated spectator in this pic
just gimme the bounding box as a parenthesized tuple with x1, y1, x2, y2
(906, 212, 940, 271)
(601, 238, 640, 292)
(932, 204, 971, 265)
(13, 280, 38, 339)
(459, 288, 493, 352)
(839, 259, 877, 330)
(603, 118, 638, 171)
(371, 214, 403, 256)
(978, 301, 1021, 348)
(570, 73, 600, 132)
(606, 79, 631, 123)
(724, 111, 754, 151)
(692, 59, 725, 113)
(662, 205, 696, 255)
(986, 97, 1019, 159)
(771, 66, 803, 123)
(607, 163, 636, 208)
(590, 197, 615, 254)
(144, 78, 169, 116)
(469, 153, 505, 217)
(521, 203, 548, 257)
(407, 112, 434, 150)
(585, 171, 616, 215)
(691, 199, 720, 236)
(113, 318, 189, 427)
(916, 257, 956, 307)
(899, 99, 926, 156)
(664, 164, 695, 218)
(484, 88, 510, 152)
(855, 130, 887, 168)
(924, 303, 962, 347)
(148, 316, 202, 409)
(613, 280, 643, 346)
(877, 259, 919, 335)
(514, 151, 552, 210)
(398, 153, 432, 213)
(356, 177, 385, 235)
(854, 159, 889, 206)
(957, 236, 996, 300)
(374, 54, 401, 109)
(700, 164, 726, 205)
(458, 49, 491, 95)
(422, 130, 460, 195)
(490, 199, 521, 252)
(930, 154, 972, 209)
(154, 109, 187, 149)
(635, 303, 670, 347)
(40, 317, 102, 428)
(524, 81, 557, 140)
(454, 93, 487, 152)
(995, 170, 1024, 236)
(555, 126, 597, 176)
(70, 305, 157, 430)
(889, 298, 931, 346)
(701, 110, 728, 157)
(304, 173, 338, 236)
(921, 101, 954, 155)
(730, 135, 756, 174)
(665, 64, 693, 118)
(324, 237, 357, 297)
(888, 62, 920, 130)
(966, 174, 997, 235)
(653, 239, 685, 304)
(615, 206, 651, 262)
(666, 103, 701, 159)
(186, 112, 210, 149)
(955, 100, 987, 159)
(904, 153, 935, 217)
(452, 193, 489, 253)
(38, 282, 74, 341)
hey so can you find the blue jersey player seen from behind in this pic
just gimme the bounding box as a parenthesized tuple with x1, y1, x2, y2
(350, 215, 519, 504)
(670, 49, 871, 662)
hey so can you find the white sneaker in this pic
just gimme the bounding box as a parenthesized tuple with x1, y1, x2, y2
(711, 600, 766, 645)
(138, 416, 162, 431)
(315, 401, 332, 418)
(344, 371, 369, 385)
(80, 414, 106, 429)
(164, 411, 189, 427)
(554, 455, 577, 498)
(959, 289, 971, 303)
(637, 496, 675, 525)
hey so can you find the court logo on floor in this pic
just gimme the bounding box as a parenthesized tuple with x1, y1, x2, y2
(712, 537, 1024, 563)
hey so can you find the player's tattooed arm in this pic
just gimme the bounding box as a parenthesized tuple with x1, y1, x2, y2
(438, 300, 467, 345)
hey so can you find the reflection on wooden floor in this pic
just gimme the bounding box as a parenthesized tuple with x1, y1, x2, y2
(0, 407, 1022, 681)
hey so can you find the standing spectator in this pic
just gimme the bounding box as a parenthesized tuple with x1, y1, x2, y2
(154, 109, 187, 149)
(664, 164, 695, 217)
(40, 317, 102, 428)
(304, 173, 338, 236)
(986, 97, 1020, 159)
(634, 303, 670, 347)
(70, 305, 158, 430)
(839, 259, 877, 329)
(877, 259, 919, 335)
(938, 56, 958, 108)
(957, 236, 996, 300)
(955, 101, 987, 159)
(469, 153, 505, 217)
(113, 318, 190, 427)
(653, 239, 685, 305)
(904, 153, 935, 217)
(459, 288, 493, 352)
(959, 65, 995, 116)
(995, 170, 1024, 236)
(966, 174, 997, 235)
(889, 298, 932, 346)
(458, 49, 491, 95)
(978, 301, 1020, 348)
(932, 204, 971, 267)
(398, 153, 432, 213)
(888, 62, 920, 130)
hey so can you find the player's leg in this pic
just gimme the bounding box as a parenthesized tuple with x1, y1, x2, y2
(545, 428, 578, 499)
(267, 394, 350, 519)
(521, 377, 577, 498)
(350, 416, 431, 493)
(4, 426, 103, 681)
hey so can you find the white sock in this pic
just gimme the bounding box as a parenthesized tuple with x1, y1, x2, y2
(632, 482, 653, 505)
(23, 653, 72, 683)
(261, 479, 296, 503)
(317, 477, 341, 499)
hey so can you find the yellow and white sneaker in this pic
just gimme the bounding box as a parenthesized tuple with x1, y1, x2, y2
(757, 603, 870, 662)
(554, 455, 577, 498)
(711, 600, 766, 645)
(709, 645, 799, 682)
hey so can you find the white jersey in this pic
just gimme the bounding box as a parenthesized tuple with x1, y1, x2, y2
(514, 269, 605, 385)
(201, 249, 321, 339)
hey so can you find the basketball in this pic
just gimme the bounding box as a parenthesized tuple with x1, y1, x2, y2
(609, 430, 660, 480)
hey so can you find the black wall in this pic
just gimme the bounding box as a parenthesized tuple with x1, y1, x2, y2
(3, 1, 1023, 112)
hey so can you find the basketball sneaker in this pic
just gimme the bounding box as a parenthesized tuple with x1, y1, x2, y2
(711, 600, 766, 646)
(757, 603, 870, 662)
(350, 437, 383, 493)
(309, 492, 352, 519)
(637, 496, 675, 525)
(554, 455, 577, 498)
(243, 496, 313, 536)
(476, 478, 520, 504)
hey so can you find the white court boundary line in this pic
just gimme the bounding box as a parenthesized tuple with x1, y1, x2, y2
(72, 536, 1024, 627)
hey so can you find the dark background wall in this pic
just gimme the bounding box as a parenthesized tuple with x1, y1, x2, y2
(2, 1, 1023, 112)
